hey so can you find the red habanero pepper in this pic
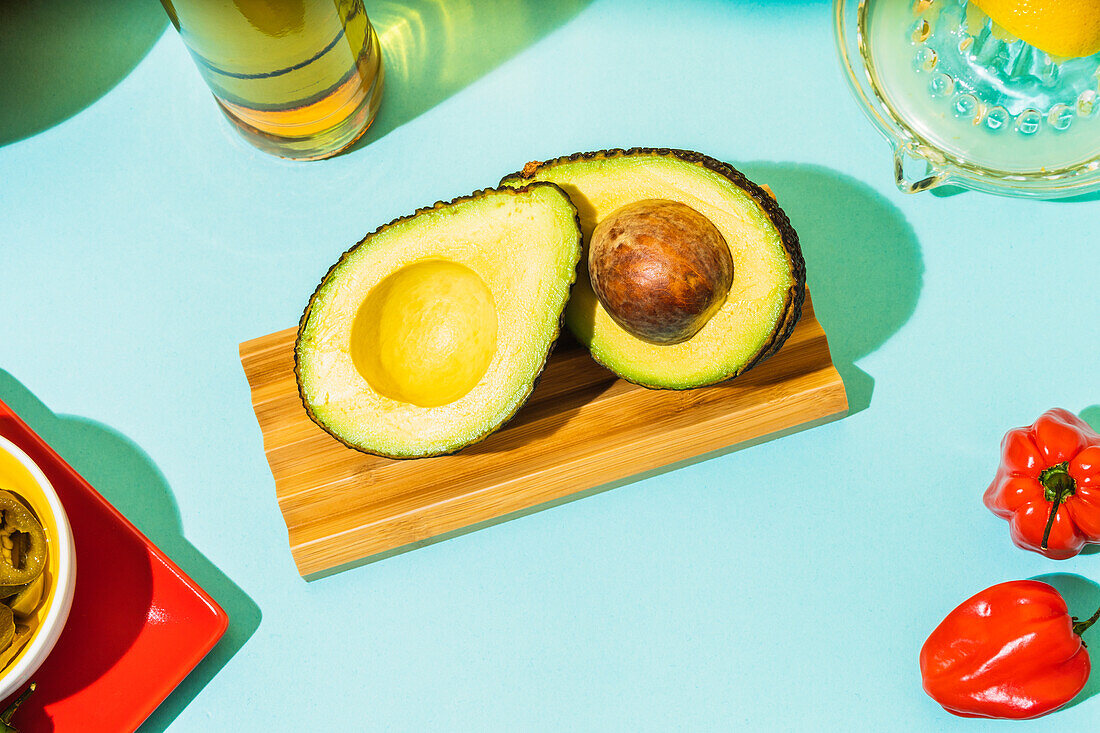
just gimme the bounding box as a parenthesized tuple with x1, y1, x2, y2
(983, 408, 1100, 560)
(920, 580, 1100, 719)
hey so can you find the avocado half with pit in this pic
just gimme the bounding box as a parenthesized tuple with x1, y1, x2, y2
(295, 183, 582, 458)
(501, 148, 805, 389)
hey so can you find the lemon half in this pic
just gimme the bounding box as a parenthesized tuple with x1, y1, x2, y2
(973, 0, 1100, 58)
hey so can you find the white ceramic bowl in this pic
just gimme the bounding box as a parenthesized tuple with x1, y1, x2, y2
(0, 434, 76, 699)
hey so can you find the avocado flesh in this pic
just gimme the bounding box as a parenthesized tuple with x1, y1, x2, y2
(296, 183, 582, 458)
(503, 149, 805, 389)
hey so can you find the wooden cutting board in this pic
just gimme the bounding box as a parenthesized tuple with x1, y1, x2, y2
(241, 294, 847, 578)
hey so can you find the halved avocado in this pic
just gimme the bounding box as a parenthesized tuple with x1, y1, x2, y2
(295, 183, 582, 458)
(502, 148, 805, 389)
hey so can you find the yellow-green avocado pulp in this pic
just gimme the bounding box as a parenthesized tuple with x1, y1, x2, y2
(295, 183, 582, 458)
(502, 149, 805, 389)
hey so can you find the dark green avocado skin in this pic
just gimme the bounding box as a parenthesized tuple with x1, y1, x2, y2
(294, 182, 583, 459)
(501, 147, 807, 389)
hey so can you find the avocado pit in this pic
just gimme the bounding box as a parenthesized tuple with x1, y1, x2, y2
(350, 259, 498, 408)
(588, 199, 733, 345)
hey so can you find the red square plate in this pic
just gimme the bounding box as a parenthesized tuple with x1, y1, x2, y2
(0, 399, 228, 731)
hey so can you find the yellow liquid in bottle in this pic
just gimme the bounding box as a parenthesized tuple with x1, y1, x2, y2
(162, 0, 384, 159)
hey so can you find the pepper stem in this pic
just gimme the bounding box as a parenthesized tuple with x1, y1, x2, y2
(1074, 607, 1100, 638)
(0, 682, 33, 725)
(1039, 462, 1076, 550)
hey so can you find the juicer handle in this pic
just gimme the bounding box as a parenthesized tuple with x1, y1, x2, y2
(893, 145, 945, 194)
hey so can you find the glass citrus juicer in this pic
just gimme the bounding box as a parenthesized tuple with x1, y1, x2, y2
(836, 0, 1100, 197)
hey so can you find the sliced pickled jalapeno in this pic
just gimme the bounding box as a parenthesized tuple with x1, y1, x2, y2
(0, 621, 34, 671)
(0, 491, 46, 588)
(0, 606, 13, 653)
(0, 584, 26, 602)
(0, 488, 49, 678)
(7, 576, 43, 619)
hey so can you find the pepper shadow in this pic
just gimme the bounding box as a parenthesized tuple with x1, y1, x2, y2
(0, 371, 260, 733)
(1031, 573, 1100, 710)
(1080, 405, 1100, 433)
(346, 0, 591, 151)
(739, 163, 924, 413)
(0, 0, 167, 147)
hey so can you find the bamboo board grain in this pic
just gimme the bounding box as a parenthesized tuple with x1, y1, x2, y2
(241, 294, 847, 578)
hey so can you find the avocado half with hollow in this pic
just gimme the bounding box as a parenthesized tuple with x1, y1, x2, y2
(502, 148, 805, 389)
(295, 183, 582, 458)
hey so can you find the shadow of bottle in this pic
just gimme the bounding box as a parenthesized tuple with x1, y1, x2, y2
(346, 0, 592, 151)
(739, 163, 924, 414)
(0, 0, 167, 147)
(1030, 573, 1100, 710)
(0, 0, 593, 152)
(0, 371, 260, 732)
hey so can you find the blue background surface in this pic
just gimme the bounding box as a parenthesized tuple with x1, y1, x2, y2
(2, 1, 1099, 729)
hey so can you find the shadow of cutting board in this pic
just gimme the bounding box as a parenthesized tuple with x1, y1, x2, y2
(241, 294, 847, 579)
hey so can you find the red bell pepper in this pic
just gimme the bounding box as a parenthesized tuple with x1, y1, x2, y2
(920, 580, 1100, 719)
(983, 408, 1100, 559)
